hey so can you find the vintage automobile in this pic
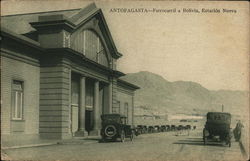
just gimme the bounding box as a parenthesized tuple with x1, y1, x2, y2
(185, 125, 191, 130)
(136, 125, 144, 135)
(177, 125, 184, 131)
(143, 126, 148, 134)
(160, 125, 167, 132)
(154, 125, 160, 132)
(134, 127, 140, 136)
(148, 126, 155, 133)
(101, 114, 134, 142)
(180, 119, 187, 122)
(166, 125, 170, 131)
(203, 112, 232, 147)
(170, 125, 176, 131)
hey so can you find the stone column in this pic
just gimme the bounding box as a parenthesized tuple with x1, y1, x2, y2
(75, 76, 87, 136)
(108, 83, 113, 114)
(91, 80, 100, 135)
(132, 95, 134, 126)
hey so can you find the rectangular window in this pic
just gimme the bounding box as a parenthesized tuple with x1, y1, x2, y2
(124, 103, 129, 123)
(71, 77, 79, 105)
(86, 80, 94, 109)
(112, 101, 120, 114)
(12, 80, 23, 120)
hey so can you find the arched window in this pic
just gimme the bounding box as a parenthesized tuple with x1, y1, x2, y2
(72, 29, 109, 67)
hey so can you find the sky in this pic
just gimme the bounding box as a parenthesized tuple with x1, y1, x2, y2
(1, 0, 249, 91)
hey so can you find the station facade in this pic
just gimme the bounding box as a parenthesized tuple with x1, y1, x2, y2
(1, 3, 139, 141)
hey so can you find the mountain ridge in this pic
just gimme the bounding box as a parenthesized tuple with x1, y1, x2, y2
(120, 71, 249, 117)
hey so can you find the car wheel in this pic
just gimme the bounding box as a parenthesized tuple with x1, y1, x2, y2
(121, 130, 125, 143)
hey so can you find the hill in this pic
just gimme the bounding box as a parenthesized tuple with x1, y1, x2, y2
(120, 71, 249, 118)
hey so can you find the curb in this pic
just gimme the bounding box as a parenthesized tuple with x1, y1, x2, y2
(2, 137, 100, 149)
(57, 139, 100, 145)
(57, 141, 97, 145)
(2, 142, 57, 150)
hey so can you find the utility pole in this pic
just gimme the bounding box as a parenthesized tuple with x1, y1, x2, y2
(222, 104, 224, 112)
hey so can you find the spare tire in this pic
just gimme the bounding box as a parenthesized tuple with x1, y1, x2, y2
(104, 125, 117, 137)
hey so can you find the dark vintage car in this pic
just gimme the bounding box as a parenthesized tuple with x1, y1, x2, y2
(203, 112, 232, 147)
(185, 125, 191, 130)
(143, 126, 148, 134)
(177, 125, 184, 131)
(154, 125, 160, 132)
(170, 125, 176, 131)
(134, 127, 140, 136)
(148, 126, 155, 133)
(136, 125, 144, 135)
(166, 125, 170, 131)
(160, 125, 167, 132)
(136, 125, 148, 134)
(101, 114, 134, 142)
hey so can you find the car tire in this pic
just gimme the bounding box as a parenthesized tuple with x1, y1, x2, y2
(121, 130, 125, 143)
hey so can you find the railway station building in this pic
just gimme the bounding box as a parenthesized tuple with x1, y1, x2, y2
(1, 3, 139, 141)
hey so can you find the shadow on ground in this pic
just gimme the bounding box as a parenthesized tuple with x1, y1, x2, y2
(83, 138, 100, 141)
(174, 138, 227, 147)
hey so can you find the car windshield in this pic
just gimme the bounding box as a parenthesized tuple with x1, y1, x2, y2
(121, 117, 127, 124)
(102, 115, 120, 123)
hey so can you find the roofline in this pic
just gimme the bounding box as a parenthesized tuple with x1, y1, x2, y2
(207, 112, 231, 115)
(117, 79, 140, 90)
(1, 27, 43, 51)
(98, 10, 122, 58)
(45, 48, 125, 78)
(1, 8, 81, 17)
(2, 4, 123, 59)
(0, 27, 125, 77)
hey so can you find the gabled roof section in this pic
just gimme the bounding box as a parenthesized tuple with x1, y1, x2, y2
(67, 3, 122, 58)
(1, 3, 122, 58)
(68, 3, 98, 24)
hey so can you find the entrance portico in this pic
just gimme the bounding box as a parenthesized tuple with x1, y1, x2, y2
(71, 73, 112, 137)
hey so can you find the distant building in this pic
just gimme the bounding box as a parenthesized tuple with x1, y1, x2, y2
(1, 3, 139, 142)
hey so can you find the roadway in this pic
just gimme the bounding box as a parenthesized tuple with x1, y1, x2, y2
(2, 129, 247, 161)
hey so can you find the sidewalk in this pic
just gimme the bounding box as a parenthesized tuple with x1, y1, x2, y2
(58, 135, 100, 145)
(1, 138, 59, 150)
(1, 135, 101, 150)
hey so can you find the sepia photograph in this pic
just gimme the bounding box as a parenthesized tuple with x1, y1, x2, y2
(1, 0, 249, 161)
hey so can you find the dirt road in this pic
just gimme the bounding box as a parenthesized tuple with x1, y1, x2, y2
(2, 130, 246, 161)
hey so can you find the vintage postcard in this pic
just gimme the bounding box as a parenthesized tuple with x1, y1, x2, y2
(1, 0, 249, 161)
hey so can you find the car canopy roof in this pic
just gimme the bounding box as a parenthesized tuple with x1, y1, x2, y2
(101, 114, 126, 119)
(206, 112, 231, 123)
